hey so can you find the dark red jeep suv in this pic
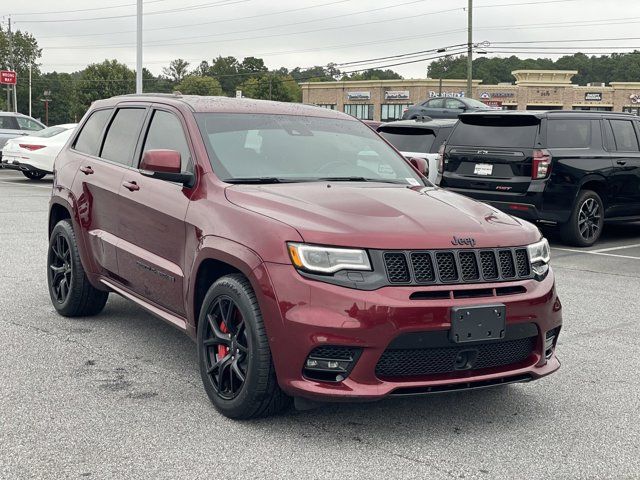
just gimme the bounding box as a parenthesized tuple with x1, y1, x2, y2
(48, 94, 561, 419)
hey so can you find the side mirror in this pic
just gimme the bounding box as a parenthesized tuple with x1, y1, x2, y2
(140, 149, 194, 187)
(409, 157, 429, 177)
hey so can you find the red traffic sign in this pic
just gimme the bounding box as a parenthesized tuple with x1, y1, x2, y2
(0, 70, 17, 85)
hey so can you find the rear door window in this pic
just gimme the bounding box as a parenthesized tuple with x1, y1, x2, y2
(448, 115, 539, 148)
(426, 98, 444, 108)
(610, 119, 640, 152)
(547, 119, 592, 148)
(140, 110, 192, 171)
(378, 127, 436, 153)
(100, 108, 147, 166)
(0, 115, 19, 130)
(74, 109, 113, 156)
(17, 117, 43, 131)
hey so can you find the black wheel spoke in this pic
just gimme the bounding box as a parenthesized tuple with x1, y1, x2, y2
(202, 295, 250, 399)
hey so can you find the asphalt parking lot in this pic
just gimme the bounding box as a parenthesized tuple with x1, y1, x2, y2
(0, 169, 638, 480)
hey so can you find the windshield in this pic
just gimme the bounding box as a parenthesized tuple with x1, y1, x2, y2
(196, 113, 425, 185)
(30, 125, 74, 138)
(449, 115, 539, 148)
(378, 127, 436, 153)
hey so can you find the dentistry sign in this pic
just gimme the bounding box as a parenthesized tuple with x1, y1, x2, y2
(429, 90, 465, 98)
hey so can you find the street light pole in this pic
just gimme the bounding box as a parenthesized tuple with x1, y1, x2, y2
(28, 62, 32, 117)
(466, 0, 473, 98)
(136, 0, 143, 94)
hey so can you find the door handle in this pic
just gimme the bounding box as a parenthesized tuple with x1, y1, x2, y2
(79, 166, 94, 175)
(122, 180, 140, 192)
(616, 160, 627, 165)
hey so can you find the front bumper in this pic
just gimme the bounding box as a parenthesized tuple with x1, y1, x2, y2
(262, 262, 562, 401)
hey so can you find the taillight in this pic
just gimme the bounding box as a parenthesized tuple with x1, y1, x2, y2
(19, 144, 46, 151)
(532, 149, 552, 179)
(437, 144, 445, 174)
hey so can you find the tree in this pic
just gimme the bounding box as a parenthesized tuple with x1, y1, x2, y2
(238, 75, 295, 102)
(343, 69, 403, 81)
(206, 56, 242, 96)
(0, 26, 42, 115)
(162, 58, 190, 83)
(75, 60, 136, 116)
(175, 75, 223, 95)
(30, 72, 80, 124)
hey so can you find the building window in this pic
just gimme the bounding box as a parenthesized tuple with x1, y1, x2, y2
(381, 104, 411, 122)
(623, 107, 640, 115)
(572, 106, 612, 111)
(344, 104, 374, 120)
(316, 104, 336, 110)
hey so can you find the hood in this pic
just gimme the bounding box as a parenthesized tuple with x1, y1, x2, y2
(225, 183, 540, 250)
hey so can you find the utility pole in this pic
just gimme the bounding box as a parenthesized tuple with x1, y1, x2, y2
(28, 62, 32, 117)
(136, 0, 143, 94)
(466, 0, 473, 98)
(8, 16, 17, 112)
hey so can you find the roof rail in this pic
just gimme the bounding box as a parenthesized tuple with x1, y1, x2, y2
(117, 92, 183, 98)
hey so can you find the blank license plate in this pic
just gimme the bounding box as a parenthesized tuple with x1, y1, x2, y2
(450, 304, 506, 343)
(474, 163, 493, 176)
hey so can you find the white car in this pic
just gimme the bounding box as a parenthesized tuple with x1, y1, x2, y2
(1, 124, 77, 180)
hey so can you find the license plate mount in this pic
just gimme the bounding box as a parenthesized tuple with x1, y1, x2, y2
(450, 304, 506, 343)
(474, 163, 493, 176)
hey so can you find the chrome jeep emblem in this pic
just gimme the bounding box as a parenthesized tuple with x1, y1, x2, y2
(477, 150, 489, 155)
(451, 236, 476, 247)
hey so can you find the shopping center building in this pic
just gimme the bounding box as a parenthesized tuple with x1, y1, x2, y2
(300, 69, 640, 122)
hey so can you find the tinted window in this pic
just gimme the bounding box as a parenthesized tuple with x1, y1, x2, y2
(547, 119, 592, 148)
(378, 127, 436, 153)
(141, 110, 191, 171)
(426, 98, 444, 108)
(31, 125, 75, 138)
(0, 115, 19, 130)
(17, 117, 43, 131)
(101, 108, 146, 165)
(74, 109, 113, 156)
(448, 115, 539, 148)
(610, 120, 639, 152)
(196, 113, 424, 185)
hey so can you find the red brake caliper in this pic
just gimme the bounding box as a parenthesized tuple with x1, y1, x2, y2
(217, 321, 229, 359)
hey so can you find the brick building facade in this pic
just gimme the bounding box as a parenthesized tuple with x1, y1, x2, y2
(300, 70, 640, 122)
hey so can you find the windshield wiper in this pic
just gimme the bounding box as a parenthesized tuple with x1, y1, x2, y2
(317, 176, 410, 184)
(225, 177, 285, 184)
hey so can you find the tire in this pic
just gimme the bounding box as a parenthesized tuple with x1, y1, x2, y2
(47, 219, 109, 316)
(23, 170, 46, 180)
(560, 190, 604, 247)
(197, 274, 291, 419)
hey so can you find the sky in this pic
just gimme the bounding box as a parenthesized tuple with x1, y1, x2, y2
(4, 0, 640, 78)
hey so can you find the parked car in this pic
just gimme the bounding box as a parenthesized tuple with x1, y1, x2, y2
(402, 97, 492, 120)
(438, 110, 640, 246)
(48, 94, 561, 419)
(0, 112, 46, 155)
(1, 124, 77, 180)
(377, 118, 457, 184)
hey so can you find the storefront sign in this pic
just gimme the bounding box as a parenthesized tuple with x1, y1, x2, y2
(481, 100, 503, 109)
(629, 94, 640, 104)
(384, 90, 410, 100)
(428, 90, 465, 98)
(347, 91, 371, 100)
(480, 91, 515, 99)
(585, 92, 602, 101)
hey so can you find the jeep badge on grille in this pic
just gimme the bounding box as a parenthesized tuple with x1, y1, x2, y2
(451, 236, 476, 247)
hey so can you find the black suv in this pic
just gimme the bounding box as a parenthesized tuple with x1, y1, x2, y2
(439, 110, 640, 246)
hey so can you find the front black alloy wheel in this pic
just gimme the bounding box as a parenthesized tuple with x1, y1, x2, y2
(560, 190, 604, 247)
(197, 274, 290, 419)
(202, 296, 249, 400)
(47, 219, 109, 316)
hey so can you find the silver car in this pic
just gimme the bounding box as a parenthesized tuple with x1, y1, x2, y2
(0, 112, 46, 155)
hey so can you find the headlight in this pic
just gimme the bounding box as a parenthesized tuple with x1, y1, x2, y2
(527, 238, 551, 277)
(287, 243, 371, 274)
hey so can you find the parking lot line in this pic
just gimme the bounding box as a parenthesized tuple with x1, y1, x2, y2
(553, 246, 640, 260)
(592, 243, 640, 253)
(0, 179, 52, 190)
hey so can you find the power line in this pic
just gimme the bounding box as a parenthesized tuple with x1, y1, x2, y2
(36, 0, 357, 39)
(9, 0, 171, 17)
(15, 0, 248, 23)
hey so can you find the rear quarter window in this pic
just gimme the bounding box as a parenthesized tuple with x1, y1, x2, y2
(448, 115, 539, 148)
(74, 109, 113, 156)
(547, 119, 592, 148)
(378, 127, 436, 153)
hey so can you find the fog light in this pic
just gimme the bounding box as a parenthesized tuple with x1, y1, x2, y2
(306, 359, 318, 367)
(327, 361, 339, 369)
(303, 346, 362, 382)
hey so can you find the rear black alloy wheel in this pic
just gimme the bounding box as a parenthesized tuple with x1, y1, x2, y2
(49, 234, 72, 304)
(197, 274, 291, 419)
(560, 190, 604, 247)
(47, 219, 109, 317)
(22, 170, 46, 180)
(578, 197, 601, 242)
(202, 296, 249, 400)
